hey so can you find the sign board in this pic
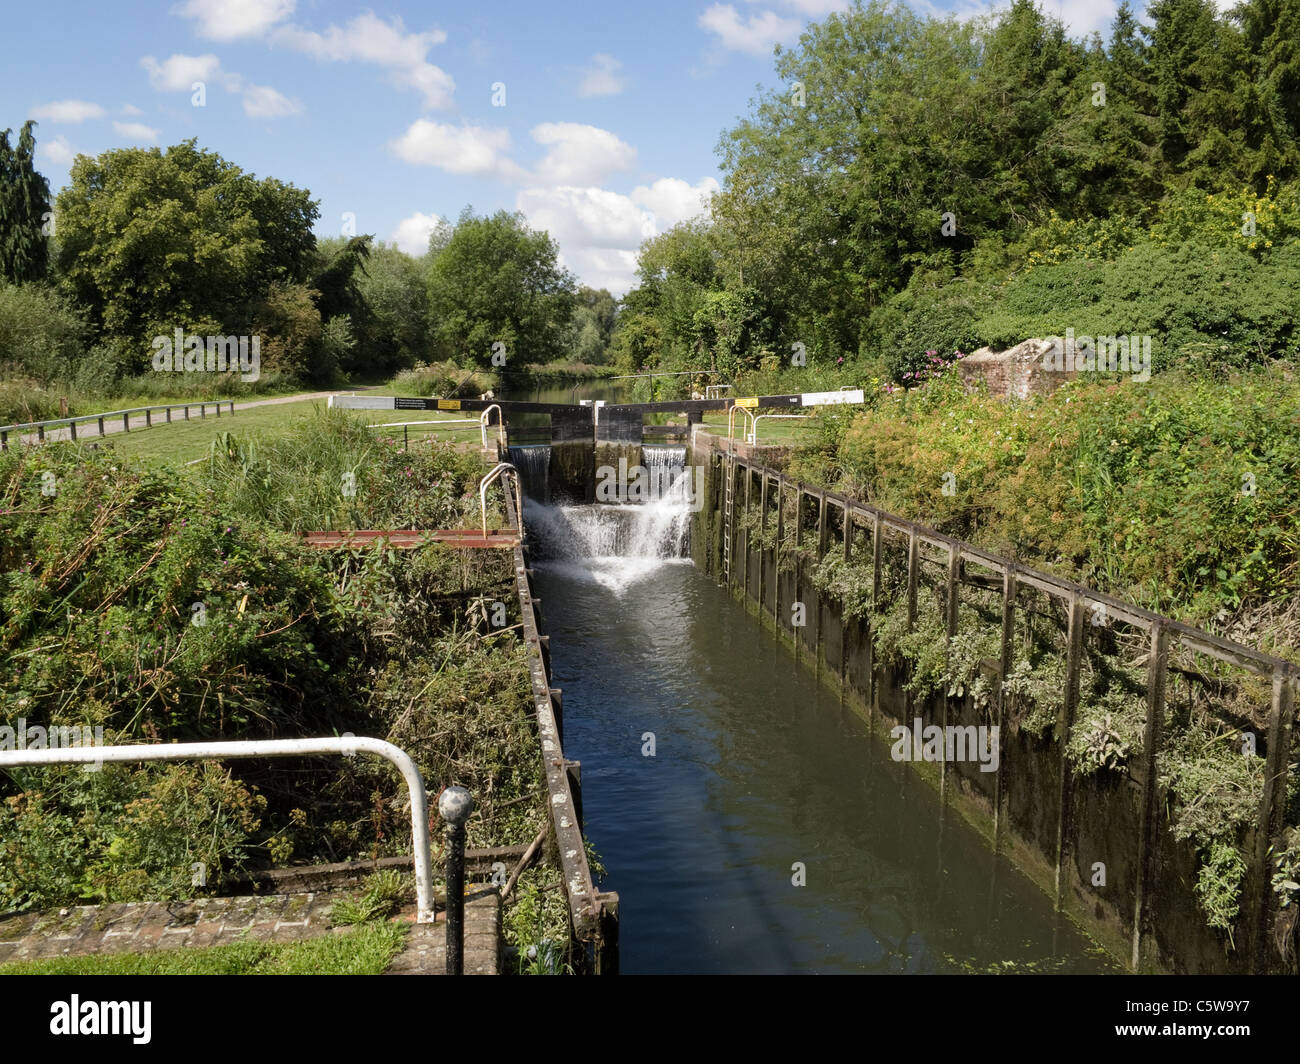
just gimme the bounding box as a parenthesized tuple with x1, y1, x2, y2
(437, 399, 461, 411)
(394, 397, 432, 410)
(735, 396, 760, 409)
(328, 395, 395, 410)
(801, 389, 865, 406)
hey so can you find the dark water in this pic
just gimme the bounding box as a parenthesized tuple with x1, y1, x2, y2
(531, 538, 1116, 975)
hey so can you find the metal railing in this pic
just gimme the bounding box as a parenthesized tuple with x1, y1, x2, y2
(726, 403, 757, 450)
(479, 462, 522, 540)
(366, 419, 481, 451)
(751, 413, 811, 444)
(0, 400, 236, 450)
(480, 404, 505, 448)
(0, 736, 439, 923)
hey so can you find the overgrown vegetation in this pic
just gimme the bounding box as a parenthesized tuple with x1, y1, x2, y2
(0, 411, 549, 917)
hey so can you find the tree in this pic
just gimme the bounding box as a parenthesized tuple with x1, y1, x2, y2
(357, 242, 430, 373)
(0, 121, 52, 284)
(425, 208, 575, 369)
(1147, 0, 1241, 183)
(55, 140, 318, 354)
(566, 285, 618, 364)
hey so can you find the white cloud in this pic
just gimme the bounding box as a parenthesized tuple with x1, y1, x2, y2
(273, 12, 455, 109)
(578, 53, 626, 97)
(907, 0, 1112, 37)
(762, 0, 850, 14)
(113, 121, 161, 141)
(241, 83, 302, 117)
(141, 53, 231, 93)
(631, 176, 720, 229)
(29, 100, 106, 123)
(141, 54, 298, 118)
(174, 0, 295, 40)
(699, 4, 802, 55)
(515, 186, 657, 294)
(40, 135, 78, 167)
(389, 120, 521, 179)
(390, 211, 444, 256)
(531, 123, 636, 185)
(121, 103, 144, 116)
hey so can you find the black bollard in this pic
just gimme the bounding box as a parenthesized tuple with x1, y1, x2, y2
(438, 786, 473, 975)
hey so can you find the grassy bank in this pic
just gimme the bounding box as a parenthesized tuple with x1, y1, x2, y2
(0, 921, 407, 975)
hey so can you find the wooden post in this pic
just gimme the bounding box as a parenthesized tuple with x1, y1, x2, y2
(184, 405, 190, 421)
(145, 408, 152, 428)
(774, 476, 785, 630)
(871, 516, 882, 610)
(869, 515, 882, 731)
(941, 545, 960, 803)
(1250, 667, 1296, 973)
(906, 528, 918, 630)
(166, 407, 172, 423)
(743, 464, 753, 599)
(994, 568, 1018, 853)
(758, 473, 769, 617)
(69, 420, 77, 442)
(1132, 620, 1169, 972)
(817, 492, 828, 558)
(842, 504, 852, 562)
(1054, 592, 1084, 905)
(122, 412, 130, 433)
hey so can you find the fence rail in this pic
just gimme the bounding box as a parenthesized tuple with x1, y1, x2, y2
(0, 400, 236, 449)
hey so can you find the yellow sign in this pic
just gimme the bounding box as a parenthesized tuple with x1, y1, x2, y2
(735, 396, 759, 408)
(437, 399, 461, 411)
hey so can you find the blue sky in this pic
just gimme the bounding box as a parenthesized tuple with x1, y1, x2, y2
(6, 0, 1141, 294)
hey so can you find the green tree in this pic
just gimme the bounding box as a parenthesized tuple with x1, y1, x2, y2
(55, 140, 318, 354)
(425, 208, 575, 369)
(0, 121, 52, 284)
(357, 242, 429, 374)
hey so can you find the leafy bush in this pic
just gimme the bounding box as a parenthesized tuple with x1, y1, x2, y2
(0, 281, 88, 383)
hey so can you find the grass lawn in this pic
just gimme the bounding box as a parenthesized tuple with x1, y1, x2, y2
(83, 400, 489, 465)
(0, 921, 408, 975)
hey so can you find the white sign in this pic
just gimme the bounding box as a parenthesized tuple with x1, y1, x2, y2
(801, 389, 864, 406)
(327, 395, 396, 410)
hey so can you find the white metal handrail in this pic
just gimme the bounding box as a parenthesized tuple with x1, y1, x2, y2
(726, 403, 757, 451)
(479, 404, 504, 448)
(479, 462, 522, 539)
(0, 736, 438, 922)
(751, 413, 811, 444)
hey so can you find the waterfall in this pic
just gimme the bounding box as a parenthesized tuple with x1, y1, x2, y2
(508, 444, 550, 502)
(525, 444, 695, 593)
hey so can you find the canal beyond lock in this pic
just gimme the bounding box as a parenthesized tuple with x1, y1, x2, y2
(523, 476, 1116, 974)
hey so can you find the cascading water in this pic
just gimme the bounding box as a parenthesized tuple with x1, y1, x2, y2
(524, 444, 695, 593)
(508, 444, 550, 503)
